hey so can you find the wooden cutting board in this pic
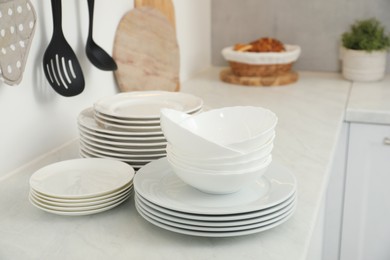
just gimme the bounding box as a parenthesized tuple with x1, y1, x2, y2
(113, 4, 179, 92)
(135, 0, 176, 31)
(220, 68, 298, 87)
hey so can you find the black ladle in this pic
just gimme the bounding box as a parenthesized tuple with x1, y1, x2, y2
(86, 0, 117, 71)
(43, 0, 85, 97)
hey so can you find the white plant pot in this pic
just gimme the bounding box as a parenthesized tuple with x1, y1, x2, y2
(340, 47, 387, 82)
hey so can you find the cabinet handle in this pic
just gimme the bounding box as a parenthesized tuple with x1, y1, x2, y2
(384, 137, 390, 145)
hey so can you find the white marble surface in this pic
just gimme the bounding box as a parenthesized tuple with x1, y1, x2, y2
(0, 68, 351, 260)
(346, 76, 390, 125)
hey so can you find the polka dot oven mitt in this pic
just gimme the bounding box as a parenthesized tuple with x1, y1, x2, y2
(0, 0, 36, 86)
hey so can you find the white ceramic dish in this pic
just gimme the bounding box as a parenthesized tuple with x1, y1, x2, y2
(29, 194, 131, 216)
(179, 106, 277, 153)
(95, 111, 161, 126)
(79, 136, 166, 154)
(80, 141, 166, 159)
(78, 108, 164, 137)
(94, 116, 163, 132)
(31, 183, 133, 203)
(30, 158, 134, 199)
(80, 133, 167, 153)
(94, 91, 203, 119)
(166, 135, 274, 163)
(222, 44, 301, 65)
(135, 194, 295, 227)
(160, 109, 242, 157)
(30, 189, 132, 211)
(168, 155, 272, 194)
(136, 199, 295, 232)
(134, 158, 296, 215)
(136, 203, 295, 237)
(166, 145, 271, 171)
(135, 191, 296, 221)
(78, 148, 156, 165)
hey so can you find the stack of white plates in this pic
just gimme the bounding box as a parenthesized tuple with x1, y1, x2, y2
(78, 91, 203, 170)
(134, 158, 297, 237)
(29, 158, 135, 216)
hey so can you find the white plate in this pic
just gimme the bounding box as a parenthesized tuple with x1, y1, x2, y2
(78, 108, 164, 136)
(94, 116, 163, 131)
(80, 135, 167, 154)
(136, 203, 295, 237)
(79, 130, 167, 148)
(79, 142, 166, 159)
(136, 200, 295, 232)
(79, 125, 166, 141)
(29, 194, 131, 216)
(135, 191, 296, 221)
(78, 149, 156, 166)
(30, 188, 132, 211)
(135, 194, 295, 227)
(31, 186, 133, 207)
(94, 91, 203, 119)
(30, 158, 134, 199)
(95, 111, 161, 126)
(134, 158, 296, 215)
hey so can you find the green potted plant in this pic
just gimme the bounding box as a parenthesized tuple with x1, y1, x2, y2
(340, 18, 390, 81)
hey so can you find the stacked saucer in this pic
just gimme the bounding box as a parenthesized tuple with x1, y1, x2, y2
(134, 158, 297, 237)
(78, 91, 203, 170)
(29, 158, 135, 216)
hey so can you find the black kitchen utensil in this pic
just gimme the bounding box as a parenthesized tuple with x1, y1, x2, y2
(86, 0, 117, 71)
(43, 0, 85, 97)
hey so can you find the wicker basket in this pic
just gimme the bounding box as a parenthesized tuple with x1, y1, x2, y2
(229, 62, 293, 77)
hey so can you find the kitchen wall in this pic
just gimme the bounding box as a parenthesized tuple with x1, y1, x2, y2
(0, 0, 210, 177)
(211, 0, 390, 72)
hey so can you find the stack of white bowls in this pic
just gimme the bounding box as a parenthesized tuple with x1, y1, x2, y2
(160, 106, 277, 194)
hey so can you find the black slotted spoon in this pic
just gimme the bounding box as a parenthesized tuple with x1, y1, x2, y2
(86, 0, 117, 71)
(43, 0, 85, 97)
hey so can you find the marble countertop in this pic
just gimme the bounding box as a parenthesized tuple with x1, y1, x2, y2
(2, 67, 386, 260)
(346, 75, 390, 125)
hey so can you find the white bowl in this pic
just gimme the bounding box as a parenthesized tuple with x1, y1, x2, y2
(167, 143, 272, 171)
(160, 109, 243, 158)
(166, 134, 275, 164)
(168, 155, 272, 194)
(179, 106, 277, 153)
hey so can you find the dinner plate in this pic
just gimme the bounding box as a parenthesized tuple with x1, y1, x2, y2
(78, 108, 164, 136)
(136, 200, 295, 232)
(79, 143, 166, 159)
(94, 91, 203, 120)
(135, 191, 296, 222)
(79, 136, 167, 154)
(78, 149, 155, 167)
(30, 158, 135, 199)
(95, 116, 163, 132)
(95, 111, 161, 126)
(135, 194, 295, 227)
(29, 193, 131, 216)
(134, 158, 296, 215)
(31, 186, 133, 206)
(79, 130, 167, 148)
(78, 125, 165, 141)
(30, 188, 132, 211)
(136, 203, 295, 237)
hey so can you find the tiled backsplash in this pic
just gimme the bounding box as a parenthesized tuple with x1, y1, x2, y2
(211, 0, 390, 72)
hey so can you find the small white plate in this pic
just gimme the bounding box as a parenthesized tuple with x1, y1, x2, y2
(135, 194, 295, 227)
(136, 203, 295, 237)
(134, 158, 296, 215)
(95, 116, 163, 131)
(79, 126, 166, 143)
(94, 91, 203, 119)
(79, 142, 166, 159)
(29, 194, 131, 216)
(78, 108, 164, 136)
(30, 158, 134, 199)
(30, 188, 132, 211)
(95, 111, 161, 126)
(135, 191, 295, 222)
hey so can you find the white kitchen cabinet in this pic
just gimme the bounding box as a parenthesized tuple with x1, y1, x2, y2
(340, 123, 390, 260)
